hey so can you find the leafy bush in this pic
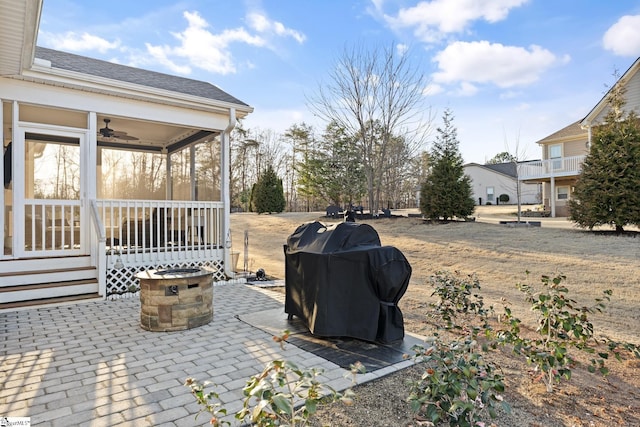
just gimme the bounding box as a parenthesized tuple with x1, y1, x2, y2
(499, 194, 509, 203)
(408, 336, 509, 426)
(495, 272, 639, 393)
(428, 271, 492, 333)
(407, 270, 507, 426)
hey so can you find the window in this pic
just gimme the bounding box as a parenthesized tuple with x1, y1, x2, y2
(549, 144, 562, 170)
(556, 186, 569, 201)
(486, 187, 494, 202)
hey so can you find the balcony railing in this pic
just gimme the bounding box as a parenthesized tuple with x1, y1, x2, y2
(518, 155, 586, 180)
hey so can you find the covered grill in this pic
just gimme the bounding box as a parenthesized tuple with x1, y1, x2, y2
(284, 221, 411, 343)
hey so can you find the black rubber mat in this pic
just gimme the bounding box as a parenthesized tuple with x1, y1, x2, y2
(237, 308, 424, 372)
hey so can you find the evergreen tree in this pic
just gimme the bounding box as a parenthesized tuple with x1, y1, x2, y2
(569, 80, 640, 232)
(420, 108, 475, 220)
(252, 165, 286, 214)
(294, 121, 367, 208)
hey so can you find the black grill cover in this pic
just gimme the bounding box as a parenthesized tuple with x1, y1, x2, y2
(284, 221, 411, 343)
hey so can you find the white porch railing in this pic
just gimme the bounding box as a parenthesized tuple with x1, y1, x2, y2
(95, 199, 224, 263)
(95, 199, 227, 296)
(518, 155, 586, 180)
(24, 199, 83, 255)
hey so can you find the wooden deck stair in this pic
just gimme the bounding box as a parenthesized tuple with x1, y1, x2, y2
(0, 256, 99, 309)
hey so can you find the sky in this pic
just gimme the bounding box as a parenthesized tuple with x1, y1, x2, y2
(36, 0, 640, 164)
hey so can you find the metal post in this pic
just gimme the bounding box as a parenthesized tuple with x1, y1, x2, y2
(243, 229, 249, 273)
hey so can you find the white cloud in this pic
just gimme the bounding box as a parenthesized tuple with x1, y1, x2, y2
(143, 10, 305, 75)
(433, 41, 564, 89)
(145, 11, 266, 75)
(38, 31, 120, 53)
(382, 0, 529, 43)
(454, 81, 478, 96)
(144, 43, 192, 75)
(422, 82, 444, 96)
(246, 12, 306, 44)
(396, 43, 409, 55)
(603, 15, 640, 56)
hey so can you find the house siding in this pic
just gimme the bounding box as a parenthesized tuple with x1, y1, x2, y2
(592, 63, 640, 123)
(464, 164, 540, 206)
(562, 139, 589, 157)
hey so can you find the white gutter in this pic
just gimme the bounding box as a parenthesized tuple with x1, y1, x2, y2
(221, 108, 236, 278)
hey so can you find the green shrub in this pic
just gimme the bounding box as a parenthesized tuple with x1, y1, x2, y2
(408, 336, 509, 425)
(428, 271, 492, 333)
(407, 270, 507, 426)
(499, 194, 509, 203)
(496, 272, 640, 393)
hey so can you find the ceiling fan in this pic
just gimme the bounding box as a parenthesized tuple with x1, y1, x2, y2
(98, 118, 139, 141)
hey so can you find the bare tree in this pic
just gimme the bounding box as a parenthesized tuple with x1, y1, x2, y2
(308, 42, 432, 214)
(501, 131, 530, 223)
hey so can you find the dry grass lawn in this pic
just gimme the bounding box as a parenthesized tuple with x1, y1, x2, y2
(230, 207, 640, 426)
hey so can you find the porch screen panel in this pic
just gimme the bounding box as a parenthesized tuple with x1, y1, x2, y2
(25, 136, 80, 200)
(24, 135, 81, 252)
(99, 148, 166, 200)
(195, 139, 221, 201)
(170, 149, 191, 201)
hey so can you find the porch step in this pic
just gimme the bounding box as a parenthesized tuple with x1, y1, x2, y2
(0, 256, 99, 307)
(0, 291, 100, 310)
(0, 279, 99, 306)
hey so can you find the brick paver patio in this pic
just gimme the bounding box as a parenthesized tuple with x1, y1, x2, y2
(1, 283, 412, 426)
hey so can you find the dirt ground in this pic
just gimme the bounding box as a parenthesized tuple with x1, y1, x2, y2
(230, 206, 640, 427)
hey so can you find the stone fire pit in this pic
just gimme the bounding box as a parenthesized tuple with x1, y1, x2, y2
(136, 267, 214, 332)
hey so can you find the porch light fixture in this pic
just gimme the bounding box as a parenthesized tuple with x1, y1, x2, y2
(114, 256, 125, 270)
(111, 248, 125, 269)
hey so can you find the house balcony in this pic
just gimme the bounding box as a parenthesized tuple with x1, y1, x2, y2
(518, 155, 586, 181)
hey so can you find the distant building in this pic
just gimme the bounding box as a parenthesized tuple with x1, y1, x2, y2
(464, 162, 542, 206)
(519, 56, 640, 217)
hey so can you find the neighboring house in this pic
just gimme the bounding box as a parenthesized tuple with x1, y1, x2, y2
(464, 162, 541, 206)
(519, 56, 640, 217)
(1, 0, 253, 307)
(519, 121, 589, 217)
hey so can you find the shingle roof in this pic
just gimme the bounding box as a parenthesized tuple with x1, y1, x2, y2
(482, 162, 517, 178)
(535, 120, 586, 144)
(34, 46, 249, 107)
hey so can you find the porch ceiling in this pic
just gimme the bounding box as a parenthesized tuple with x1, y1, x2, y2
(12, 105, 218, 152)
(95, 115, 216, 152)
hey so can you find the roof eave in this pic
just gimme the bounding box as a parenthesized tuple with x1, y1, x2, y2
(581, 57, 640, 127)
(0, 0, 42, 76)
(19, 64, 254, 117)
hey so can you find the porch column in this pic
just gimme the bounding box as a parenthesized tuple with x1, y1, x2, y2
(87, 112, 97, 201)
(221, 108, 236, 277)
(0, 99, 4, 255)
(164, 148, 172, 200)
(11, 101, 24, 253)
(190, 145, 196, 200)
(550, 177, 556, 218)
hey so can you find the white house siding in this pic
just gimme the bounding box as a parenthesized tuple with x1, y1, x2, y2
(464, 164, 540, 206)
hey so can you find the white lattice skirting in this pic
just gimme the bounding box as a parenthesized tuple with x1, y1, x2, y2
(106, 260, 226, 297)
